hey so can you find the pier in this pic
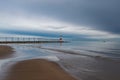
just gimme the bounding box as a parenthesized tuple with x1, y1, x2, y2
(0, 37, 65, 44)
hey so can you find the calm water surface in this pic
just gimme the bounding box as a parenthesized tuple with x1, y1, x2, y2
(0, 40, 120, 80)
(40, 41, 120, 80)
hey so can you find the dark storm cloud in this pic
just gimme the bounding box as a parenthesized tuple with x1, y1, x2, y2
(0, 0, 120, 38)
(20, 0, 120, 34)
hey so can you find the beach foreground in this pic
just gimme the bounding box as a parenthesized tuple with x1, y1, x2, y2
(0, 45, 76, 80)
(0, 45, 14, 59)
(4, 59, 77, 80)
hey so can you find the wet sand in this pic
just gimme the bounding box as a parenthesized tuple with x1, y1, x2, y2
(0, 45, 14, 59)
(4, 59, 77, 80)
(0, 45, 77, 80)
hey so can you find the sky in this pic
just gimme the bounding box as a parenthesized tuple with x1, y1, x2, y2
(0, 0, 120, 39)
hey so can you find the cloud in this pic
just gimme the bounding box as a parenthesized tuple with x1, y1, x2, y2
(0, 12, 119, 39)
(20, 0, 120, 34)
(0, 0, 120, 39)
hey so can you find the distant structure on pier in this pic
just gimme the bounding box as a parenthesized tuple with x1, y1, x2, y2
(59, 35, 63, 42)
(0, 36, 65, 44)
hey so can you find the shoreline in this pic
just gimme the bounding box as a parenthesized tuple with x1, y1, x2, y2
(0, 45, 14, 59)
(0, 45, 77, 80)
(4, 59, 77, 80)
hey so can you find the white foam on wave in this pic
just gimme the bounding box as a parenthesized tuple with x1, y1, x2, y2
(34, 56, 60, 61)
(0, 59, 15, 80)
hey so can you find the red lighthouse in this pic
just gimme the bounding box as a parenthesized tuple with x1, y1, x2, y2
(59, 35, 63, 42)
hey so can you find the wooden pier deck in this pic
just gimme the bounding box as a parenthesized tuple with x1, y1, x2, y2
(0, 37, 65, 44)
(0, 41, 65, 44)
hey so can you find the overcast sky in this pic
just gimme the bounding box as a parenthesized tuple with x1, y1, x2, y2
(0, 0, 120, 39)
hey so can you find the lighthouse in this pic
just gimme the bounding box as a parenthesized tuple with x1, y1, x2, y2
(59, 35, 63, 42)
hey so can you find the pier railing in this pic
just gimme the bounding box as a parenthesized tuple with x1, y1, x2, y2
(0, 37, 64, 44)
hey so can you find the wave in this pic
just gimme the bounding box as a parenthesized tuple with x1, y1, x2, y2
(83, 49, 120, 56)
(107, 48, 120, 51)
(19, 45, 120, 62)
(39, 47, 120, 62)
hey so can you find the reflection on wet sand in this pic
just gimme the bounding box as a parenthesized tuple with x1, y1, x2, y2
(0, 45, 77, 80)
(0, 45, 14, 59)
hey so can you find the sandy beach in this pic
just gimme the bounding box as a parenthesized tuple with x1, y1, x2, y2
(1, 43, 120, 80)
(4, 59, 76, 80)
(0, 45, 77, 80)
(0, 45, 14, 59)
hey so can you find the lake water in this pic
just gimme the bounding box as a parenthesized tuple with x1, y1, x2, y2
(41, 40, 120, 60)
(0, 40, 120, 80)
